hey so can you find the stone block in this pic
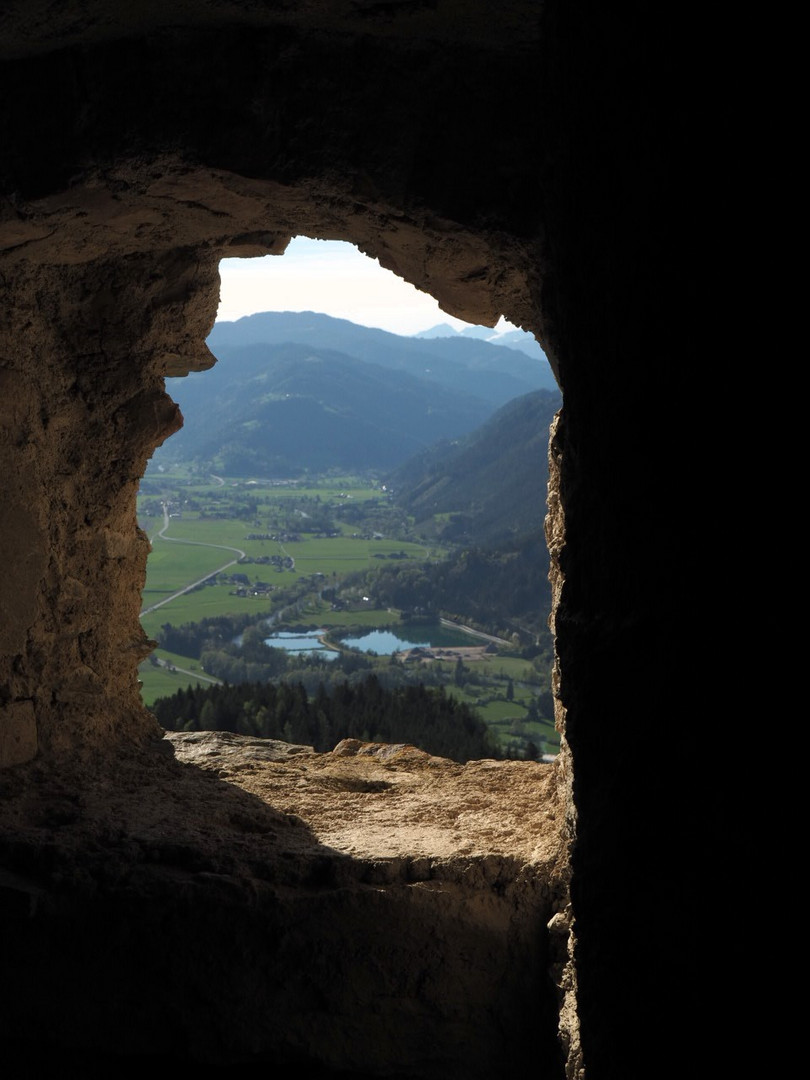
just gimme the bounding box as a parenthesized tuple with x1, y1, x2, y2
(0, 701, 38, 768)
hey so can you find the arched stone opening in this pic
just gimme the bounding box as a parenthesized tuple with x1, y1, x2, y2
(1, 189, 555, 767)
(1, 6, 710, 1078)
(1, 4, 557, 768)
(0, 174, 574, 1074)
(138, 239, 560, 759)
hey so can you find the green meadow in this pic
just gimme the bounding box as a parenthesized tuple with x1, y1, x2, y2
(140, 540, 240, 598)
(136, 474, 428, 701)
(138, 662, 221, 704)
(136, 472, 557, 756)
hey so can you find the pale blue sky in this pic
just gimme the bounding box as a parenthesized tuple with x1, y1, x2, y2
(216, 236, 513, 337)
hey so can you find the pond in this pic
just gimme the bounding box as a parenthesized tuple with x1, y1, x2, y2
(338, 624, 476, 655)
(263, 629, 339, 661)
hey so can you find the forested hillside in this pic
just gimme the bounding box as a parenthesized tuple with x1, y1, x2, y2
(206, 310, 557, 403)
(386, 389, 561, 547)
(159, 343, 493, 475)
(154, 312, 556, 476)
(152, 675, 499, 763)
(337, 388, 563, 645)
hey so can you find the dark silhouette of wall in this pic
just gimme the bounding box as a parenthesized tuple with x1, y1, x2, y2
(0, 4, 725, 1078)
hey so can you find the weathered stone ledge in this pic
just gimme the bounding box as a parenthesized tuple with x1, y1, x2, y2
(0, 734, 568, 1077)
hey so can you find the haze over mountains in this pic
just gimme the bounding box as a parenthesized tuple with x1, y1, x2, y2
(155, 311, 557, 477)
(413, 321, 548, 361)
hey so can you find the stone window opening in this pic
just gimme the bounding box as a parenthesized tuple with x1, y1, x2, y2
(0, 4, 699, 1075)
(136, 240, 563, 769)
(0, 228, 574, 1080)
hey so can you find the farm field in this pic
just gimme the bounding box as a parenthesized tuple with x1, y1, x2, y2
(139, 659, 222, 702)
(441, 681, 557, 756)
(140, 542, 239, 599)
(135, 470, 559, 757)
(136, 472, 429, 698)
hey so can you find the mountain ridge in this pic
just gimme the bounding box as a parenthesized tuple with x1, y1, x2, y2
(207, 311, 557, 398)
(386, 388, 562, 548)
(412, 321, 547, 361)
(154, 312, 557, 476)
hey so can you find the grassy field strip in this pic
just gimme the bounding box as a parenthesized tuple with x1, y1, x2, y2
(438, 617, 510, 646)
(139, 639, 224, 706)
(141, 545, 245, 616)
(150, 519, 430, 589)
(157, 519, 266, 548)
(140, 649, 222, 704)
(147, 647, 218, 674)
(140, 542, 238, 594)
(136, 472, 560, 756)
(313, 609, 401, 630)
(140, 665, 202, 705)
(139, 588, 276, 641)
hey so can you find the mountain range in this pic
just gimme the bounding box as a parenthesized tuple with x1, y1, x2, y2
(206, 312, 555, 395)
(412, 321, 548, 361)
(386, 388, 562, 548)
(368, 389, 562, 643)
(154, 311, 557, 476)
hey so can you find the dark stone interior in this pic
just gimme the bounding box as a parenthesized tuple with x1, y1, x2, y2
(0, 4, 720, 1078)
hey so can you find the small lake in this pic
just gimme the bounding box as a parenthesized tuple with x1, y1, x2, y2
(264, 629, 339, 661)
(338, 624, 476, 655)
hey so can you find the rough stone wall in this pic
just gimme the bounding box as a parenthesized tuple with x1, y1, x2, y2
(0, 200, 541, 768)
(536, 7, 705, 1077)
(0, 9, 550, 766)
(0, 253, 222, 760)
(0, 735, 569, 1078)
(0, 3, 712, 1079)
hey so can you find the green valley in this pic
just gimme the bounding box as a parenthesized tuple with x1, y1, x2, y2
(137, 467, 559, 760)
(138, 314, 561, 762)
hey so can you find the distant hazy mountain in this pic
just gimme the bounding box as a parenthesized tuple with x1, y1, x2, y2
(206, 311, 558, 406)
(158, 342, 498, 476)
(412, 321, 548, 363)
(153, 311, 558, 476)
(385, 388, 562, 548)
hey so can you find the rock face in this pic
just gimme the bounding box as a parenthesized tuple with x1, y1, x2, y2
(0, 735, 568, 1077)
(0, 4, 718, 1079)
(0, 255, 220, 761)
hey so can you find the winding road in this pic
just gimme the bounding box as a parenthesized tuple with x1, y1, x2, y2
(139, 504, 247, 617)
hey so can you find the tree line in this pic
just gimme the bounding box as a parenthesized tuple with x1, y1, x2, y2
(345, 535, 553, 644)
(151, 674, 500, 764)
